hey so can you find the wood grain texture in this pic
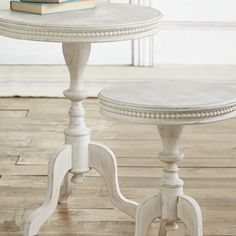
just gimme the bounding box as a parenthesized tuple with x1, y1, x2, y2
(135, 194, 162, 236)
(99, 81, 236, 125)
(23, 41, 139, 236)
(0, 1, 162, 42)
(24, 144, 72, 236)
(134, 125, 203, 236)
(178, 195, 203, 236)
(0, 98, 236, 235)
(63, 42, 91, 183)
(89, 142, 138, 218)
(98, 81, 236, 235)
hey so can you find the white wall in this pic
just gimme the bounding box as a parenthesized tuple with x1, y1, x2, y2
(0, 37, 131, 64)
(155, 29, 236, 65)
(0, 0, 236, 65)
(154, 0, 236, 65)
(157, 0, 236, 21)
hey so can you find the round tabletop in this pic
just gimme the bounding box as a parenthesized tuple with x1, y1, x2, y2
(99, 81, 236, 125)
(0, 1, 162, 42)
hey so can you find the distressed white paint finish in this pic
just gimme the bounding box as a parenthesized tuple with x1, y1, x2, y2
(98, 81, 236, 235)
(135, 194, 180, 236)
(0, 0, 161, 66)
(99, 81, 236, 125)
(178, 195, 203, 236)
(0, 0, 132, 65)
(19, 4, 161, 234)
(135, 194, 162, 236)
(136, 125, 203, 236)
(59, 173, 73, 204)
(158, 125, 184, 222)
(63, 42, 91, 184)
(1, 0, 236, 65)
(89, 142, 138, 217)
(24, 144, 72, 236)
(0, 1, 161, 43)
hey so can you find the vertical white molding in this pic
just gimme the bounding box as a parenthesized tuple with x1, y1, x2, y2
(131, 0, 155, 67)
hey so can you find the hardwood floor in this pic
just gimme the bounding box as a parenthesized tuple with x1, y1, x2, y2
(0, 98, 236, 236)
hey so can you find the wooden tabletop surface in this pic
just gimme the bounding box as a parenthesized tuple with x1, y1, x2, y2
(0, 1, 162, 42)
(99, 81, 236, 110)
(99, 81, 236, 125)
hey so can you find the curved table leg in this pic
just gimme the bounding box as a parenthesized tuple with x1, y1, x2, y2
(177, 195, 203, 236)
(133, 125, 202, 236)
(158, 221, 167, 236)
(24, 144, 72, 236)
(135, 194, 162, 236)
(89, 142, 138, 218)
(59, 173, 73, 204)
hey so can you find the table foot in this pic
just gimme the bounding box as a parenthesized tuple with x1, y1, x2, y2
(24, 145, 72, 236)
(158, 220, 176, 236)
(178, 195, 203, 236)
(135, 195, 176, 236)
(135, 193, 202, 236)
(59, 173, 73, 204)
(89, 142, 138, 218)
(135, 125, 203, 236)
(135, 194, 161, 236)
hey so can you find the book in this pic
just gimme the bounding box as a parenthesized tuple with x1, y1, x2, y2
(10, 0, 96, 15)
(21, 0, 75, 3)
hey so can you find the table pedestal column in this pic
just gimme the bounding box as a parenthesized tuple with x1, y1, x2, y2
(24, 42, 138, 236)
(63, 42, 91, 184)
(135, 125, 203, 236)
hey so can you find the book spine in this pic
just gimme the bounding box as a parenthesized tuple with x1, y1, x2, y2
(20, 0, 60, 3)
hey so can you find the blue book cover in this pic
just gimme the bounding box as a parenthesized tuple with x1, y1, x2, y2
(10, 0, 96, 15)
(21, 0, 81, 4)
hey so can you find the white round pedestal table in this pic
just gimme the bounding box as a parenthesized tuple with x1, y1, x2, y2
(0, 1, 162, 235)
(98, 80, 236, 236)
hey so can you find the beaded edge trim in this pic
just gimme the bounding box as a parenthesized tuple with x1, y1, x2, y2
(0, 20, 160, 41)
(100, 100, 236, 120)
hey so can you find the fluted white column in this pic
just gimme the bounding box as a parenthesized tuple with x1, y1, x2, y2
(131, 0, 155, 67)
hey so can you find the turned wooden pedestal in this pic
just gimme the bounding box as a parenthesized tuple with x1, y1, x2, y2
(0, 1, 162, 235)
(98, 81, 236, 236)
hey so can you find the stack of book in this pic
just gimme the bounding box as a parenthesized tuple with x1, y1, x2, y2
(10, 0, 96, 15)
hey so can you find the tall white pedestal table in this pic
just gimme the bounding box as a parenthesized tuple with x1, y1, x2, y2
(0, 1, 162, 235)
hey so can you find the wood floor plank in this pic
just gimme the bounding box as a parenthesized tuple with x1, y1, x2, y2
(0, 98, 236, 236)
(16, 154, 236, 168)
(0, 109, 28, 118)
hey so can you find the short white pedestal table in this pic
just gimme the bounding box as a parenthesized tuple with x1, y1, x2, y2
(98, 80, 236, 236)
(0, 1, 162, 235)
